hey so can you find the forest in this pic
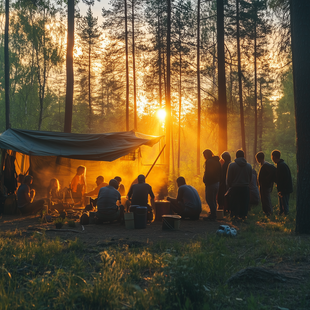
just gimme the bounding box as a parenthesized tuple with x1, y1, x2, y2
(0, 0, 294, 169)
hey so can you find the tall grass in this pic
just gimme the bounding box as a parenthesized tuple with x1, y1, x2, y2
(0, 199, 309, 310)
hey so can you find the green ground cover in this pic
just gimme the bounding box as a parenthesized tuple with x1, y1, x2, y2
(1, 200, 309, 310)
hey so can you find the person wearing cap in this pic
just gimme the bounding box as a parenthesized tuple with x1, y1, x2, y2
(114, 176, 126, 196)
(167, 177, 202, 220)
(127, 174, 155, 211)
(95, 179, 124, 223)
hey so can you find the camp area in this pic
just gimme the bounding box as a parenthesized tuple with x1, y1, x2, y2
(0, 128, 309, 310)
(2, 0, 310, 309)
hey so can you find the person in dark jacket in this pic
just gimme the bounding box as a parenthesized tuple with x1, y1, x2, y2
(203, 149, 221, 220)
(256, 151, 276, 215)
(167, 177, 202, 219)
(271, 150, 293, 215)
(249, 169, 260, 206)
(226, 149, 252, 218)
(217, 151, 231, 211)
(95, 179, 124, 223)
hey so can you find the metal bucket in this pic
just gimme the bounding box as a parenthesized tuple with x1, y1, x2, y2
(124, 212, 135, 229)
(216, 210, 224, 220)
(162, 215, 181, 230)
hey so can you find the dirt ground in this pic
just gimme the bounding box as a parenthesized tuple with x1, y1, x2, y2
(0, 208, 235, 246)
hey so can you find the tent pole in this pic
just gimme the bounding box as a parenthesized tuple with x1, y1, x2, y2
(145, 144, 166, 179)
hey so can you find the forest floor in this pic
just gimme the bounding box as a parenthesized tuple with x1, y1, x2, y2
(0, 205, 231, 245)
(1, 202, 310, 309)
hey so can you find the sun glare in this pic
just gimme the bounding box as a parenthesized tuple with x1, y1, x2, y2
(157, 109, 167, 121)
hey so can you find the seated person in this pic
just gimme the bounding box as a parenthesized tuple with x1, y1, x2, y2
(70, 166, 86, 201)
(17, 175, 45, 215)
(95, 179, 124, 223)
(114, 176, 126, 196)
(47, 178, 64, 211)
(0, 181, 7, 215)
(127, 174, 155, 212)
(47, 178, 61, 201)
(85, 176, 108, 197)
(167, 176, 202, 220)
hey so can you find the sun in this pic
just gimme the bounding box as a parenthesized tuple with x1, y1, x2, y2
(157, 109, 167, 121)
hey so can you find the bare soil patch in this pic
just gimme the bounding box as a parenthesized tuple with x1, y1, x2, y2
(0, 211, 235, 245)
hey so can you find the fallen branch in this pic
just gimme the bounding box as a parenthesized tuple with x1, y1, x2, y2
(227, 267, 299, 285)
(27, 227, 83, 233)
(45, 229, 83, 233)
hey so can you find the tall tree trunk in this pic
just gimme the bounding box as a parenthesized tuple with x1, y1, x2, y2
(166, 0, 171, 172)
(158, 4, 162, 108)
(5, 0, 10, 130)
(64, 0, 74, 133)
(125, 0, 130, 131)
(236, 0, 246, 155)
(132, 0, 137, 130)
(258, 80, 263, 151)
(88, 42, 92, 131)
(290, 1, 310, 234)
(217, 0, 227, 153)
(253, 23, 258, 164)
(178, 47, 182, 173)
(38, 11, 46, 131)
(197, 0, 201, 175)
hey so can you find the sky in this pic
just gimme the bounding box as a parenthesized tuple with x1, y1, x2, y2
(78, 0, 110, 21)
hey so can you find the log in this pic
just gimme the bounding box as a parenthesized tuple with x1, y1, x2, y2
(227, 267, 293, 284)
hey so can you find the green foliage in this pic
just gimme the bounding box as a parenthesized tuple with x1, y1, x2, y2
(67, 220, 76, 227)
(1, 199, 310, 310)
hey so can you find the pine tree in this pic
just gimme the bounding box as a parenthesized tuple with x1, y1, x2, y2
(240, 0, 271, 162)
(5, 0, 10, 129)
(291, 1, 310, 234)
(77, 5, 102, 132)
(64, 0, 74, 133)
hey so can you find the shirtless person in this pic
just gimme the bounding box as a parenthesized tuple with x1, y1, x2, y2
(70, 166, 86, 200)
(85, 176, 108, 197)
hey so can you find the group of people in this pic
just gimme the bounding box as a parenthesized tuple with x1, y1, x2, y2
(202, 148, 293, 220)
(15, 148, 293, 222)
(16, 165, 126, 216)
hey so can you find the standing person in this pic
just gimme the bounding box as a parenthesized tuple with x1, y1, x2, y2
(249, 168, 260, 206)
(271, 150, 293, 215)
(17, 175, 45, 215)
(202, 149, 221, 220)
(95, 179, 124, 223)
(114, 176, 126, 196)
(217, 151, 231, 211)
(226, 150, 252, 219)
(167, 177, 201, 219)
(70, 166, 86, 200)
(255, 152, 276, 216)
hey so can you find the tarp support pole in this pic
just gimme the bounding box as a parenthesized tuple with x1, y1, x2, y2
(145, 144, 166, 179)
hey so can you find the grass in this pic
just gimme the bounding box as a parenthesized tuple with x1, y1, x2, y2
(0, 197, 309, 310)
